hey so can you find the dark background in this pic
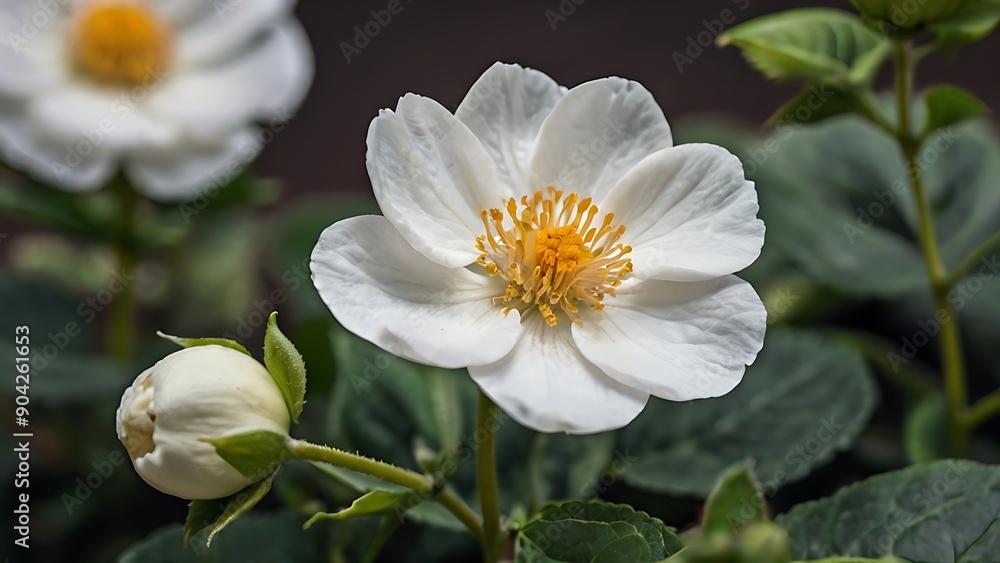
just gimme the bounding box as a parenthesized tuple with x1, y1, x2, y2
(258, 0, 1000, 198)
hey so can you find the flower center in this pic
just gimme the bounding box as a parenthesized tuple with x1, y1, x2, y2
(476, 187, 633, 327)
(121, 377, 156, 460)
(70, 1, 172, 86)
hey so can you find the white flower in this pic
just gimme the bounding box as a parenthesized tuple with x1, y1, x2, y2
(116, 345, 290, 499)
(0, 0, 312, 199)
(311, 63, 767, 434)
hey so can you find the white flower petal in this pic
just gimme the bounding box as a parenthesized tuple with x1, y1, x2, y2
(311, 215, 522, 368)
(29, 83, 180, 150)
(470, 315, 649, 434)
(0, 10, 66, 98)
(368, 93, 506, 268)
(529, 77, 671, 201)
(455, 62, 565, 194)
(0, 101, 115, 191)
(148, 20, 313, 140)
(124, 127, 259, 201)
(151, 0, 213, 26)
(573, 276, 766, 402)
(175, 0, 295, 67)
(602, 144, 764, 282)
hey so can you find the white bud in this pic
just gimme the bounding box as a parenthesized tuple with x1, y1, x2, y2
(116, 345, 290, 500)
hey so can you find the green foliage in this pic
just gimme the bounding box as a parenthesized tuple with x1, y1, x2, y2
(904, 393, 949, 463)
(123, 511, 323, 562)
(717, 9, 890, 88)
(779, 460, 1000, 560)
(182, 470, 280, 551)
(619, 329, 877, 497)
(304, 489, 415, 528)
(702, 463, 768, 538)
(921, 86, 989, 138)
(929, 1, 1000, 48)
(265, 312, 308, 423)
(850, 0, 967, 28)
(514, 501, 684, 562)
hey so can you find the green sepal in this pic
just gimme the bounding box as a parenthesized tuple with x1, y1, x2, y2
(303, 489, 416, 529)
(264, 311, 307, 424)
(921, 85, 989, 139)
(206, 430, 291, 482)
(156, 331, 251, 357)
(183, 469, 279, 550)
(702, 462, 768, 538)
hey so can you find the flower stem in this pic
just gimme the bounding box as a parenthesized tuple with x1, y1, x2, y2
(893, 41, 969, 457)
(476, 390, 504, 563)
(288, 439, 484, 542)
(109, 178, 138, 363)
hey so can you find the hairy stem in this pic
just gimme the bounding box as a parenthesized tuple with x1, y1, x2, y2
(289, 439, 484, 543)
(476, 390, 504, 563)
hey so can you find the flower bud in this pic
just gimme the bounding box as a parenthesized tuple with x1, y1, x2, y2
(116, 345, 290, 500)
(850, 0, 967, 28)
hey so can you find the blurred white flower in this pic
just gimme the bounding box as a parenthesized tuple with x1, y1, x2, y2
(116, 345, 290, 499)
(311, 63, 767, 434)
(0, 0, 313, 199)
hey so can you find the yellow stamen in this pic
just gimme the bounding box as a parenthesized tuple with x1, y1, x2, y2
(70, 1, 172, 86)
(477, 187, 633, 327)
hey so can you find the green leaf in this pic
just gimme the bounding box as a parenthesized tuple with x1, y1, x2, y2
(669, 522, 791, 563)
(619, 329, 877, 497)
(921, 86, 989, 138)
(717, 9, 891, 87)
(304, 489, 415, 528)
(779, 460, 1000, 560)
(156, 331, 251, 356)
(796, 558, 904, 563)
(182, 470, 280, 550)
(207, 430, 291, 482)
(904, 393, 949, 463)
(930, 1, 1000, 48)
(515, 501, 684, 562)
(702, 462, 768, 538)
(752, 114, 930, 297)
(765, 85, 864, 128)
(123, 511, 325, 562)
(264, 311, 307, 423)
